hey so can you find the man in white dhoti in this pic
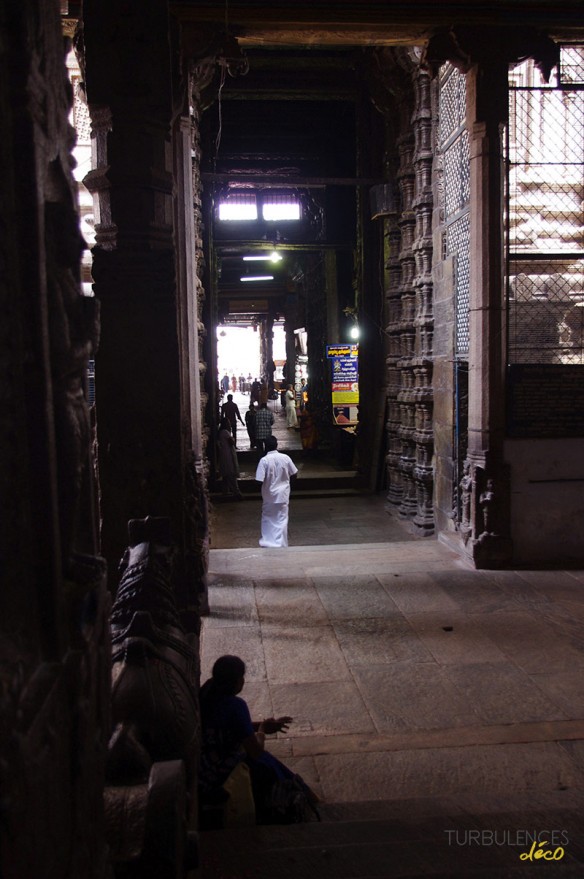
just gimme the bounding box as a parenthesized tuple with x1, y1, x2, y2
(255, 435, 298, 548)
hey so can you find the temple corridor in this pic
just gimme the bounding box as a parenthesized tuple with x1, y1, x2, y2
(2, 2, 584, 878)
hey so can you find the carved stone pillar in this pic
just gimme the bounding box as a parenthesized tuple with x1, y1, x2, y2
(385, 216, 404, 506)
(264, 314, 275, 388)
(396, 132, 419, 521)
(305, 253, 330, 433)
(423, 26, 559, 565)
(171, 69, 212, 619)
(83, 0, 188, 590)
(465, 61, 513, 565)
(366, 50, 419, 517)
(1, 3, 110, 876)
(285, 320, 296, 387)
(411, 66, 435, 533)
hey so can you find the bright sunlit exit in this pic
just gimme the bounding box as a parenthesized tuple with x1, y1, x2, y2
(216, 324, 286, 382)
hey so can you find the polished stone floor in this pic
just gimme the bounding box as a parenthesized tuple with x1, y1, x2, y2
(199, 418, 584, 879)
(200, 485, 584, 876)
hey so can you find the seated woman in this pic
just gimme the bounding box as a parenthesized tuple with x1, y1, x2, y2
(217, 419, 242, 499)
(199, 654, 318, 824)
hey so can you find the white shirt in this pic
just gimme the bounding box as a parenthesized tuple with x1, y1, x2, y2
(255, 451, 298, 504)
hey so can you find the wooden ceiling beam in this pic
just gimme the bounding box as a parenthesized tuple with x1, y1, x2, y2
(172, 2, 584, 48)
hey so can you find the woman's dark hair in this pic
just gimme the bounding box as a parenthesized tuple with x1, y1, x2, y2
(200, 654, 246, 705)
(212, 654, 245, 688)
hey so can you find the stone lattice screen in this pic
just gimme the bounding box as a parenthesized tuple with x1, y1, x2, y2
(507, 46, 584, 365)
(439, 64, 471, 358)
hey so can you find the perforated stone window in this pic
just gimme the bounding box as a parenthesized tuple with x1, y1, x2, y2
(439, 64, 470, 357)
(507, 46, 584, 365)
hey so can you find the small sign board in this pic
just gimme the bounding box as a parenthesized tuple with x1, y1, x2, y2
(327, 344, 359, 424)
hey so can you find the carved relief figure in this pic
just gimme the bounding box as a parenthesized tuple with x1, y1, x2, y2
(108, 517, 199, 784)
(459, 459, 473, 542)
(479, 478, 497, 536)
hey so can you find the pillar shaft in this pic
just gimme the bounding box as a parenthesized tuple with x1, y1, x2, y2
(465, 62, 513, 564)
(84, 0, 186, 584)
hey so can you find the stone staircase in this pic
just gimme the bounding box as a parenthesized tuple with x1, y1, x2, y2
(214, 448, 365, 499)
(197, 795, 584, 878)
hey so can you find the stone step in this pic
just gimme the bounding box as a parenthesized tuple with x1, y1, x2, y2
(211, 487, 366, 501)
(214, 448, 363, 495)
(198, 797, 584, 878)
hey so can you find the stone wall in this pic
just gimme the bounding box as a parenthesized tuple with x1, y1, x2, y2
(0, 2, 110, 876)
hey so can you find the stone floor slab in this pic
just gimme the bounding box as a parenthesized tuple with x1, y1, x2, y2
(203, 577, 258, 627)
(376, 572, 462, 615)
(313, 575, 400, 620)
(351, 663, 481, 732)
(405, 611, 508, 665)
(201, 624, 266, 681)
(472, 610, 584, 673)
(531, 671, 584, 717)
(332, 617, 435, 666)
(262, 624, 352, 684)
(286, 720, 584, 759)
(255, 579, 329, 627)
(314, 741, 584, 803)
(443, 661, 569, 725)
(269, 679, 376, 738)
(430, 570, 524, 615)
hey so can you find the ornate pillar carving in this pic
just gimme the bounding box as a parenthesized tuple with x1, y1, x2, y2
(423, 26, 559, 565)
(1, 3, 110, 875)
(369, 48, 435, 533)
(395, 131, 418, 521)
(182, 29, 249, 482)
(385, 211, 404, 506)
(83, 0, 187, 590)
(411, 66, 435, 534)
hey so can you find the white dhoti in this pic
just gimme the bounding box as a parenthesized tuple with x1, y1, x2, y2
(259, 502, 289, 547)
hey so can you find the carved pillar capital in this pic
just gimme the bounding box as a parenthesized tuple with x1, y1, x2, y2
(182, 25, 249, 109)
(421, 26, 559, 83)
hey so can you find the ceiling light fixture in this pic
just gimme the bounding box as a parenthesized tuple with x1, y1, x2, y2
(240, 275, 274, 282)
(242, 251, 282, 263)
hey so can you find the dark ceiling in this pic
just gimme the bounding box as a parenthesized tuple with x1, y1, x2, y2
(185, 2, 583, 319)
(200, 47, 363, 318)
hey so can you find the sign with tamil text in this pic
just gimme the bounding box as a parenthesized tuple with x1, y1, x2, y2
(327, 343, 359, 424)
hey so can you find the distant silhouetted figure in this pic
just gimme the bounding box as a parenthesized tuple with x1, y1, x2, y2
(245, 402, 257, 449)
(221, 394, 244, 447)
(254, 403, 274, 457)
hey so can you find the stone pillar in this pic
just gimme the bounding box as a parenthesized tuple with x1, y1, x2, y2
(83, 0, 189, 590)
(396, 132, 419, 520)
(465, 61, 513, 566)
(325, 251, 340, 345)
(266, 313, 275, 389)
(305, 253, 330, 434)
(259, 315, 275, 387)
(411, 66, 435, 534)
(383, 179, 404, 506)
(171, 64, 212, 619)
(1, 2, 110, 875)
(365, 49, 418, 513)
(422, 26, 559, 565)
(285, 319, 296, 387)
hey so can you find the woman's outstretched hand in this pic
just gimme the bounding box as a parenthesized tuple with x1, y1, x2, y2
(260, 716, 293, 735)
